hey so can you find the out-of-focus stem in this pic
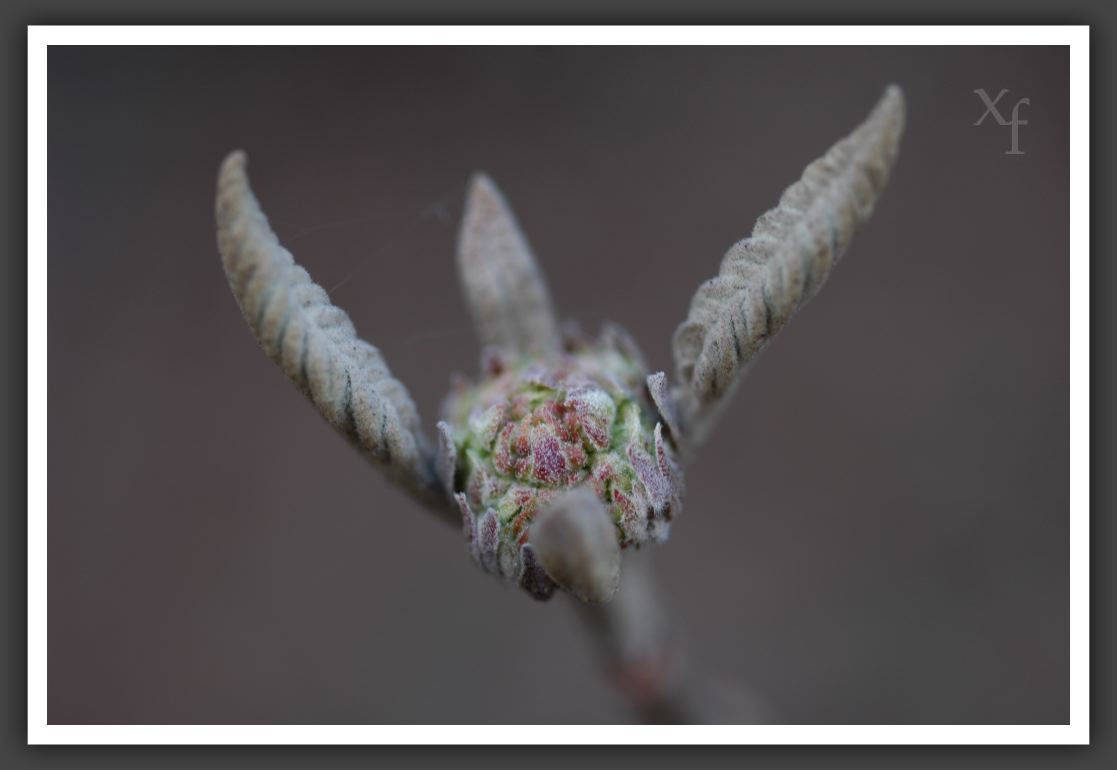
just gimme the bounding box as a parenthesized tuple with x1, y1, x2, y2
(573, 549, 678, 722)
(572, 549, 776, 724)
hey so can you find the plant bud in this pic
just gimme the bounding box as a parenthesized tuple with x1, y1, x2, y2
(439, 327, 685, 597)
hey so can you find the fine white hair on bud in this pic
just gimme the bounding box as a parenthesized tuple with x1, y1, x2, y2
(442, 327, 684, 599)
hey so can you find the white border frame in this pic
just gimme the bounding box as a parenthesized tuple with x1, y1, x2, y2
(27, 25, 1090, 745)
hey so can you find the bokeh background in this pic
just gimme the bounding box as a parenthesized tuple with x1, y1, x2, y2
(47, 46, 1069, 724)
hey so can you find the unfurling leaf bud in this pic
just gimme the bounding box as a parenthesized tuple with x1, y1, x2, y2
(438, 327, 685, 598)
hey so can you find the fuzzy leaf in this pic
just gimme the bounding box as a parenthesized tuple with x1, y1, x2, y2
(215, 151, 450, 515)
(530, 487, 621, 604)
(456, 173, 561, 355)
(672, 86, 906, 445)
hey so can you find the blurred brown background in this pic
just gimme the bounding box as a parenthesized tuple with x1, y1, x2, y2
(47, 46, 1069, 724)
